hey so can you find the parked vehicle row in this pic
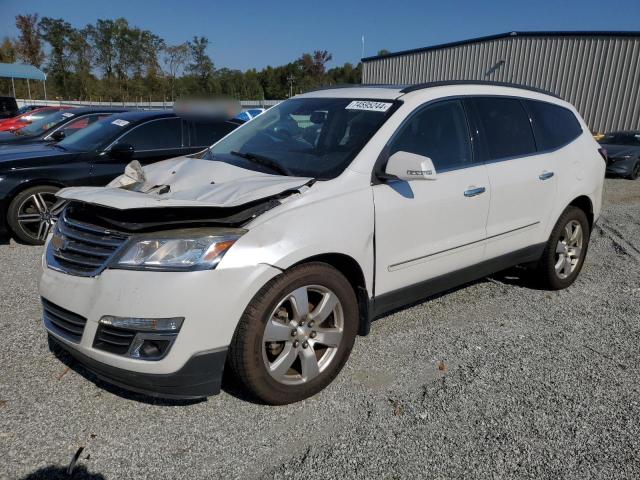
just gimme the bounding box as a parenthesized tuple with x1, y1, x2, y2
(37, 82, 605, 404)
(0, 108, 243, 244)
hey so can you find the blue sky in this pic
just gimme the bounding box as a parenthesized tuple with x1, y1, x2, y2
(1, 0, 638, 71)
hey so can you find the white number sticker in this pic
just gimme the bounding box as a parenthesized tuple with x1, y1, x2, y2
(111, 119, 130, 127)
(61, 112, 74, 118)
(345, 100, 392, 112)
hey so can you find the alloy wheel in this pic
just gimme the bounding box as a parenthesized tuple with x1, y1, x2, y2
(262, 285, 344, 385)
(16, 192, 66, 242)
(554, 219, 583, 279)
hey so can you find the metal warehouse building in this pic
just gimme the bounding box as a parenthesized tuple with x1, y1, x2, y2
(361, 31, 640, 132)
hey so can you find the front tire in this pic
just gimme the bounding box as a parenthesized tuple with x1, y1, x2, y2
(534, 206, 590, 290)
(7, 185, 66, 245)
(228, 263, 359, 405)
(628, 161, 640, 180)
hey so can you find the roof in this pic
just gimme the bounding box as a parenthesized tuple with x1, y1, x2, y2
(362, 31, 640, 62)
(107, 110, 175, 122)
(0, 63, 46, 81)
(299, 81, 560, 100)
(60, 107, 129, 115)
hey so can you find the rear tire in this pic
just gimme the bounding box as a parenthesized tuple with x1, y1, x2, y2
(533, 206, 590, 290)
(228, 262, 359, 405)
(7, 185, 65, 245)
(628, 161, 640, 180)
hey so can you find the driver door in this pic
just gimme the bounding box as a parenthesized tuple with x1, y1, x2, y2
(373, 99, 490, 301)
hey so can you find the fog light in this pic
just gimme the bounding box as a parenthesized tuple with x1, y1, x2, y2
(129, 336, 175, 360)
(99, 315, 183, 332)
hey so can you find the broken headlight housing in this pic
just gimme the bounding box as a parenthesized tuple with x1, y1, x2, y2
(111, 228, 246, 271)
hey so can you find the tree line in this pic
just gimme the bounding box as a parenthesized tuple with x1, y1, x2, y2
(0, 14, 363, 101)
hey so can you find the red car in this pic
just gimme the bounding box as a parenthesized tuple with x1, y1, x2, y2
(0, 106, 71, 132)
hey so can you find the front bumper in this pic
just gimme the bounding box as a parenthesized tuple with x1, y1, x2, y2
(49, 334, 227, 399)
(39, 256, 281, 397)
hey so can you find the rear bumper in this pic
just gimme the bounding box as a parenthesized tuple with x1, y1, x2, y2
(49, 334, 227, 399)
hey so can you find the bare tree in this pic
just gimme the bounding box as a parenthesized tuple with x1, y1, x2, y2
(163, 43, 189, 100)
(15, 14, 44, 67)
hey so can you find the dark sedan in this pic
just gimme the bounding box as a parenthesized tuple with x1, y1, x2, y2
(599, 131, 640, 179)
(0, 107, 128, 147)
(0, 110, 243, 244)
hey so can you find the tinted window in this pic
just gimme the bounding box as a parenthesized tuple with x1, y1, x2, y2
(117, 118, 182, 150)
(189, 121, 237, 147)
(526, 100, 582, 150)
(472, 97, 536, 161)
(389, 100, 472, 171)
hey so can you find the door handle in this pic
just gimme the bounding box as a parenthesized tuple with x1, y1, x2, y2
(539, 171, 555, 180)
(464, 186, 486, 197)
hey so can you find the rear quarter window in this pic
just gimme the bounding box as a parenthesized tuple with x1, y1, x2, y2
(189, 121, 238, 147)
(526, 100, 582, 151)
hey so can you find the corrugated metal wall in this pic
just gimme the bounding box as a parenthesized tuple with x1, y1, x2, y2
(362, 35, 640, 132)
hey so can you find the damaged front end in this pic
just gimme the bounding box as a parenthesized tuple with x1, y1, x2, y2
(46, 157, 313, 277)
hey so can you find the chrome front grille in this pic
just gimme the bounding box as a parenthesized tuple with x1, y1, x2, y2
(42, 298, 87, 343)
(47, 211, 129, 277)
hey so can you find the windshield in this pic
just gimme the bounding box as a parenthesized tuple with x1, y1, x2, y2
(207, 98, 397, 178)
(19, 110, 75, 136)
(599, 132, 640, 146)
(58, 116, 131, 152)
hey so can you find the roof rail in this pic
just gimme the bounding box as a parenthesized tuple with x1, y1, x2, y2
(399, 80, 561, 98)
(301, 83, 407, 93)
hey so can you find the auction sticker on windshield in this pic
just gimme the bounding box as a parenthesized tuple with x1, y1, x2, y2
(61, 112, 75, 118)
(111, 119, 130, 127)
(345, 100, 393, 112)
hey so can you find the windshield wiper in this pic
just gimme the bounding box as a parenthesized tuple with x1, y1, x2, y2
(230, 150, 289, 176)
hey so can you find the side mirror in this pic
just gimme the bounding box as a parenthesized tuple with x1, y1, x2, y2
(50, 130, 65, 142)
(382, 151, 437, 181)
(108, 143, 135, 160)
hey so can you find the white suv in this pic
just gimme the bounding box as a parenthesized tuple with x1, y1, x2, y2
(39, 83, 605, 404)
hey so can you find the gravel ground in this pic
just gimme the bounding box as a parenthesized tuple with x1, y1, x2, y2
(1, 178, 639, 479)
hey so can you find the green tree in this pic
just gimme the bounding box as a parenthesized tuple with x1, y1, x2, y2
(39, 17, 74, 98)
(186, 36, 214, 95)
(15, 13, 44, 67)
(163, 43, 189, 100)
(377, 49, 391, 56)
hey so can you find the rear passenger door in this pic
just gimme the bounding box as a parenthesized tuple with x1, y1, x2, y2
(467, 97, 557, 259)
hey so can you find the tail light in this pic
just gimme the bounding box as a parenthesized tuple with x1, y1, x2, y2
(598, 147, 608, 164)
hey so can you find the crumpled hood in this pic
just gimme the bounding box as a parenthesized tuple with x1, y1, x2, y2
(57, 156, 313, 210)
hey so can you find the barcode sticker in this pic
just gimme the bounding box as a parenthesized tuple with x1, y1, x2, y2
(111, 119, 130, 127)
(345, 100, 392, 112)
(61, 112, 74, 118)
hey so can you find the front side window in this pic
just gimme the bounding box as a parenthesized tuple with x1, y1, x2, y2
(207, 98, 396, 178)
(526, 100, 582, 150)
(471, 97, 536, 161)
(388, 100, 472, 172)
(116, 118, 182, 150)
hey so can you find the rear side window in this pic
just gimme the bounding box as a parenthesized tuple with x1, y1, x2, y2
(526, 100, 582, 150)
(471, 97, 536, 161)
(389, 100, 472, 171)
(117, 118, 182, 150)
(189, 121, 237, 147)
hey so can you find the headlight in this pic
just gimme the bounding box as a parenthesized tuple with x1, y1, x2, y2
(112, 228, 245, 271)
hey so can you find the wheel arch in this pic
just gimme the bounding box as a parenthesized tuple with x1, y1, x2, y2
(567, 195, 594, 230)
(289, 253, 372, 336)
